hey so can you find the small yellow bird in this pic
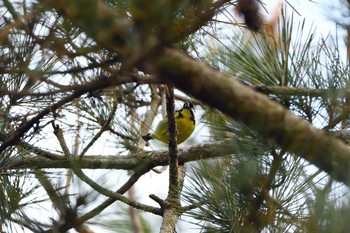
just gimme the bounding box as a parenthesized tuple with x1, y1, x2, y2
(142, 101, 195, 145)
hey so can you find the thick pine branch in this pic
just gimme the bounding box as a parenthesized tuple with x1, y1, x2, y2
(9, 142, 237, 170)
(152, 47, 350, 185)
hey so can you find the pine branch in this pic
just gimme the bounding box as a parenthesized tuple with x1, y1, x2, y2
(8, 141, 238, 170)
(166, 86, 180, 200)
(6, 128, 350, 171)
(73, 170, 163, 233)
(152, 47, 350, 186)
(138, 85, 162, 148)
(40, 0, 134, 57)
(35, 170, 66, 213)
(164, 0, 231, 43)
(49, 122, 162, 232)
(159, 86, 180, 233)
(252, 84, 350, 99)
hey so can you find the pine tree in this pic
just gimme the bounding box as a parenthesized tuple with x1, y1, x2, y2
(1, 0, 350, 232)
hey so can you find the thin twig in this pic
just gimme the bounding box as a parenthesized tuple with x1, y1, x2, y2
(79, 93, 118, 160)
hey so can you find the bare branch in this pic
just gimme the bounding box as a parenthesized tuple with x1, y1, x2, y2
(8, 141, 237, 170)
(159, 86, 180, 233)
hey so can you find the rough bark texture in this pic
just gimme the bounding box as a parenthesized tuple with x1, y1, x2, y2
(159, 208, 180, 233)
(152, 48, 350, 185)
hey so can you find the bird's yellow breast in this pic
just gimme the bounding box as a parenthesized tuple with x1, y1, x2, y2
(152, 107, 195, 144)
(175, 108, 195, 144)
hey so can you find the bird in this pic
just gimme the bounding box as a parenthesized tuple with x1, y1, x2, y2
(142, 101, 195, 145)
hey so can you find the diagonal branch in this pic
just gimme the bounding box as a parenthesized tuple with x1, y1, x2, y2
(49, 122, 161, 233)
(151, 47, 350, 186)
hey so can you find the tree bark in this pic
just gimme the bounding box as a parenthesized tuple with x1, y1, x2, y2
(151, 47, 350, 186)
